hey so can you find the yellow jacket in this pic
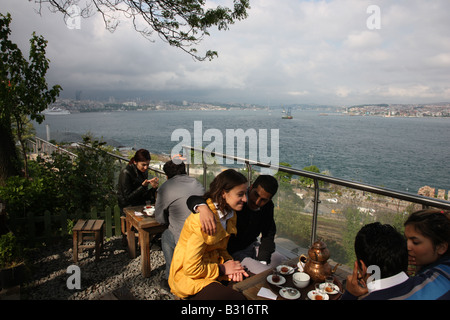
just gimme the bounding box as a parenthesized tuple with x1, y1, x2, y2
(168, 198, 237, 299)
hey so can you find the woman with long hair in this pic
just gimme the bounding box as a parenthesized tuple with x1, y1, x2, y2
(117, 149, 159, 213)
(168, 169, 249, 300)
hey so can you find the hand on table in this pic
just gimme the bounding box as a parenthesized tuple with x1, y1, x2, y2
(223, 260, 249, 282)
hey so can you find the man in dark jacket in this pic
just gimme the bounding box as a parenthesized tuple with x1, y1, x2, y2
(187, 175, 281, 272)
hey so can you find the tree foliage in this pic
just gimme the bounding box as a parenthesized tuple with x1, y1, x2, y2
(35, 0, 250, 61)
(0, 13, 61, 184)
(299, 165, 323, 188)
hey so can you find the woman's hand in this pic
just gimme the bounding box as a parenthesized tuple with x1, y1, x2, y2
(222, 260, 249, 282)
(143, 177, 159, 188)
(149, 177, 159, 188)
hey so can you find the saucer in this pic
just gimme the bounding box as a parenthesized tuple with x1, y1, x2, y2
(267, 274, 286, 285)
(279, 287, 300, 300)
(307, 290, 329, 300)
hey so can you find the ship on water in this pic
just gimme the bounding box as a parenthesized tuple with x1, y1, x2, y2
(282, 107, 293, 119)
(41, 107, 70, 115)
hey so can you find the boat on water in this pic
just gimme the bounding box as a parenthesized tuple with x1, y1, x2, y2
(41, 107, 70, 115)
(282, 107, 293, 119)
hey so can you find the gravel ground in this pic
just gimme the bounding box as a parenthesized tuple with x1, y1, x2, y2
(21, 236, 176, 300)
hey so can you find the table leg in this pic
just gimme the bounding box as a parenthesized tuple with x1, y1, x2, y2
(127, 215, 136, 258)
(95, 230, 101, 261)
(73, 231, 78, 263)
(140, 231, 152, 278)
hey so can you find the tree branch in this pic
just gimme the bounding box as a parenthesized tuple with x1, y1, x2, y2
(33, 0, 250, 61)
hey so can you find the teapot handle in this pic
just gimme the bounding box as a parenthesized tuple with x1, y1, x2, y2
(299, 254, 308, 263)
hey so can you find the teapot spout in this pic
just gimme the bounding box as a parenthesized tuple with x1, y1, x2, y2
(331, 263, 342, 274)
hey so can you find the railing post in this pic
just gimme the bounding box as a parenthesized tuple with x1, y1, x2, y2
(310, 178, 321, 245)
(246, 163, 252, 184)
(202, 150, 208, 188)
(183, 146, 190, 176)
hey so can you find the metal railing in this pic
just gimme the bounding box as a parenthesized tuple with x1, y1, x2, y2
(26, 138, 450, 247)
(182, 145, 450, 245)
(27, 136, 78, 160)
(27, 137, 165, 176)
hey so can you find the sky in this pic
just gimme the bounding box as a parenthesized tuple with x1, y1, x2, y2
(2, 0, 450, 106)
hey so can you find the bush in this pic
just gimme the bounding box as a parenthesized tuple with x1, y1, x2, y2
(0, 136, 120, 242)
(0, 173, 59, 218)
(0, 232, 24, 268)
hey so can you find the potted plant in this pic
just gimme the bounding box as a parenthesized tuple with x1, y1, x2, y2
(0, 232, 26, 290)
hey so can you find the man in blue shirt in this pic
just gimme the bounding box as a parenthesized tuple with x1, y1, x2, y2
(342, 221, 450, 300)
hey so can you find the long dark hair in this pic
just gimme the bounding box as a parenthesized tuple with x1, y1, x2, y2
(129, 149, 151, 165)
(204, 169, 247, 213)
(405, 209, 450, 256)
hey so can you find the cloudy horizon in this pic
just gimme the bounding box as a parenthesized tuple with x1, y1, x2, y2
(2, 0, 450, 106)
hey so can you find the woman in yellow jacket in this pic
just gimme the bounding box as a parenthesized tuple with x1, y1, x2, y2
(169, 169, 249, 300)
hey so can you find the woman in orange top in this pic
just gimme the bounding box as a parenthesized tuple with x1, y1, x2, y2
(168, 169, 249, 300)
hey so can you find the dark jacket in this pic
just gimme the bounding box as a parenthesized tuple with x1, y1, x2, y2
(117, 163, 156, 211)
(187, 194, 277, 263)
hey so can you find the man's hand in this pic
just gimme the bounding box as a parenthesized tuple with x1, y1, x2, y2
(198, 204, 216, 235)
(345, 260, 369, 297)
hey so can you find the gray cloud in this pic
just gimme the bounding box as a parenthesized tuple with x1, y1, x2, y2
(3, 0, 450, 105)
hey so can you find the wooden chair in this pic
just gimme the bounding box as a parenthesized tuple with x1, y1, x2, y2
(73, 219, 105, 262)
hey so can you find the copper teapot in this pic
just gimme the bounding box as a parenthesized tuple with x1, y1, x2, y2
(299, 239, 340, 282)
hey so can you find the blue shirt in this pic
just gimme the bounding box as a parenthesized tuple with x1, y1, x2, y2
(341, 255, 450, 300)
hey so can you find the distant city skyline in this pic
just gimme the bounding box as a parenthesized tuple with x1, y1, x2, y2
(3, 0, 450, 106)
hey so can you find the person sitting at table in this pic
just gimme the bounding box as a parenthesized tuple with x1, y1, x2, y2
(154, 156, 205, 288)
(117, 148, 159, 214)
(168, 169, 249, 300)
(342, 210, 450, 300)
(341, 222, 409, 300)
(187, 174, 285, 274)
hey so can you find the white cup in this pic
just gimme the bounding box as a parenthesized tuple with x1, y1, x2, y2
(292, 272, 310, 289)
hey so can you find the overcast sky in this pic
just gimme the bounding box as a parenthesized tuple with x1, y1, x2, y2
(3, 0, 450, 106)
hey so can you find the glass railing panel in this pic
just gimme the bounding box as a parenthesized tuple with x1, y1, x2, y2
(315, 182, 421, 268)
(273, 177, 314, 259)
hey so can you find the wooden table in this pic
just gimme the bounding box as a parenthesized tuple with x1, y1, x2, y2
(233, 258, 344, 300)
(123, 206, 167, 278)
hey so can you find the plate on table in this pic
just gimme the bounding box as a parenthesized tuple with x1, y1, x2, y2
(143, 207, 155, 216)
(267, 274, 286, 285)
(319, 283, 340, 295)
(307, 290, 329, 300)
(279, 287, 300, 300)
(276, 265, 295, 275)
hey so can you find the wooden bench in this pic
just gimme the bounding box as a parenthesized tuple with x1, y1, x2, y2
(73, 219, 105, 262)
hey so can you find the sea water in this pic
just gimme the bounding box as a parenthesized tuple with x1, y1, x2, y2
(33, 109, 450, 193)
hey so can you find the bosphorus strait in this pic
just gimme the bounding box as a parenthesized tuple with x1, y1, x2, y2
(34, 109, 450, 194)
